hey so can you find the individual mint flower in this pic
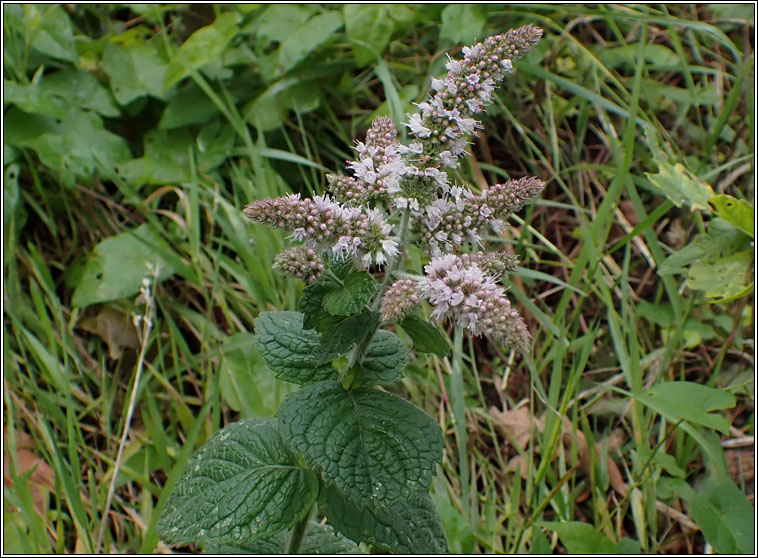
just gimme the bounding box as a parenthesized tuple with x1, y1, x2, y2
(273, 247, 324, 283)
(327, 117, 406, 206)
(405, 25, 543, 170)
(379, 278, 421, 323)
(244, 194, 397, 268)
(418, 254, 530, 351)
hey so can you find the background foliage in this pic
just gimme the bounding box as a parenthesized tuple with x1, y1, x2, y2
(3, 4, 754, 554)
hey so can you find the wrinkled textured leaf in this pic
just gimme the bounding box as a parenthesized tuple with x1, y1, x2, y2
(688, 476, 755, 555)
(71, 224, 176, 307)
(440, 4, 485, 45)
(540, 521, 640, 554)
(323, 271, 376, 316)
(164, 12, 241, 88)
(158, 418, 318, 547)
(253, 311, 336, 385)
(207, 521, 360, 554)
(321, 484, 448, 554)
(317, 311, 379, 358)
(634, 381, 736, 434)
(277, 381, 444, 509)
(300, 280, 341, 333)
(399, 314, 451, 357)
(708, 194, 754, 238)
(344, 5, 395, 66)
(357, 329, 407, 386)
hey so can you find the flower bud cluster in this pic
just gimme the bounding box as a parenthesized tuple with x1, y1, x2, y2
(418, 254, 530, 351)
(327, 117, 406, 206)
(273, 246, 324, 283)
(407, 26, 543, 171)
(379, 279, 421, 323)
(415, 177, 545, 253)
(244, 194, 398, 268)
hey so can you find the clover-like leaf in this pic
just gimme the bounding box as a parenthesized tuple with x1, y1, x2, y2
(277, 381, 444, 509)
(321, 484, 449, 554)
(357, 329, 408, 386)
(254, 312, 336, 385)
(158, 418, 319, 547)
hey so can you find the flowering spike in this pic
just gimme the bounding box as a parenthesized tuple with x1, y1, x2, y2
(379, 279, 422, 323)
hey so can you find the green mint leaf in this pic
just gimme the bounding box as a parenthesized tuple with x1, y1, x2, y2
(323, 271, 376, 316)
(316, 311, 379, 358)
(254, 311, 336, 385)
(355, 329, 408, 386)
(300, 280, 341, 334)
(206, 521, 361, 554)
(157, 418, 319, 547)
(321, 484, 449, 554)
(277, 381, 444, 508)
(399, 314, 451, 357)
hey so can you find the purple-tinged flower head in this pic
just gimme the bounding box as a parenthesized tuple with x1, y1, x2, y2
(405, 25, 543, 170)
(379, 278, 422, 323)
(412, 177, 545, 253)
(244, 194, 397, 269)
(419, 254, 530, 351)
(273, 246, 324, 283)
(327, 117, 406, 206)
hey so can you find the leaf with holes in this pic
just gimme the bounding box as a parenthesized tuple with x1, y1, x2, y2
(157, 418, 318, 546)
(276, 381, 444, 509)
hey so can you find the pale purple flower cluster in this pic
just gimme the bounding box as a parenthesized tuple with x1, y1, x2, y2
(327, 117, 406, 206)
(273, 246, 324, 283)
(379, 279, 421, 323)
(244, 194, 398, 268)
(418, 254, 530, 351)
(415, 177, 545, 253)
(407, 26, 543, 170)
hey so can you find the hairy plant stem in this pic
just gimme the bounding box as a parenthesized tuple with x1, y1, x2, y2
(343, 208, 412, 375)
(286, 503, 313, 554)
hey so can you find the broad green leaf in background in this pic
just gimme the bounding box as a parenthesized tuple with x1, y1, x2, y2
(71, 224, 176, 307)
(22, 4, 78, 63)
(218, 332, 297, 418)
(164, 11, 241, 89)
(356, 329, 408, 386)
(688, 247, 754, 303)
(688, 476, 755, 555)
(102, 41, 171, 105)
(323, 271, 376, 316)
(599, 44, 679, 69)
(646, 159, 715, 212)
(207, 521, 360, 554)
(344, 5, 395, 67)
(399, 314, 451, 357)
(633, 381, 736, 434)
(278, 11, 343, 73)
(540, 521, 641, 554)
(708, 194, 755, 238)
(38, 69, 121, 117)
(158, 83, 222, 129)
(636, 300, 716, 349)
(3, 79, 67, 118)
(4, 107, 132, 188)
(320, 484, 449, 554)
(440, 4, 486, 45)
(157, 418, 319, 547)
(248, 4, 317, 44)
(277, 381, 445, 508)
(659, 218, 750, 275)
(253, 311, 337, 385)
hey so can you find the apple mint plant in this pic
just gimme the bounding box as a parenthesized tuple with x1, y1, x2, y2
(158, 25, 544, 554)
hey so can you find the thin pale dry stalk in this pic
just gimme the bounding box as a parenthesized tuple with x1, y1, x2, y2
(95, 265, 159, 552)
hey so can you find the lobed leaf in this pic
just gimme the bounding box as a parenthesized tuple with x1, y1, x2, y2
(277, 381, 444, 509)
(321, 484, 449, 554)
(157, 418, 319, 547)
